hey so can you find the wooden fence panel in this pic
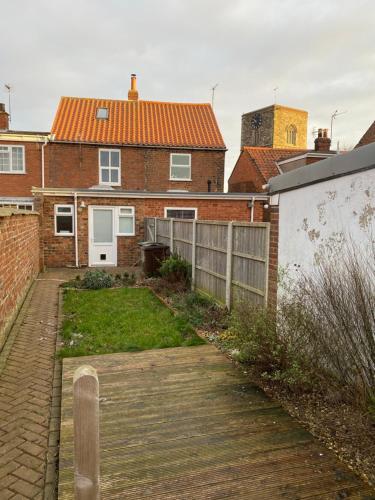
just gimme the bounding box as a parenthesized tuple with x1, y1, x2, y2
(145, 218, 270, 309)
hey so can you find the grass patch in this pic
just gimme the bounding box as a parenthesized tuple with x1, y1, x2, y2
(60, 287, 205, 358)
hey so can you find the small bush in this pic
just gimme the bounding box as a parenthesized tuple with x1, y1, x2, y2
(228, 303, 316, 390)
(82, 270, 114, 290)
(159, 253, 191, 285)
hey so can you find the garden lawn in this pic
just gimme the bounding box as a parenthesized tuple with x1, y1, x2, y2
(60, 287, 205, 357)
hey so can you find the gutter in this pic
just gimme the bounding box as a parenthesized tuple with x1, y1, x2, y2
(31, 187, 269, 202)
(50, 139, 227, 152)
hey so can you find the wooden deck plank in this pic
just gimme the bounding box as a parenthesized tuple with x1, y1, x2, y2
(59, 345, 373, 499)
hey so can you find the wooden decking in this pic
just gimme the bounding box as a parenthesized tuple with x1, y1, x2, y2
(59, 345, 374, 499)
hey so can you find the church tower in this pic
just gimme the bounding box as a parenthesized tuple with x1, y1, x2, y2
(241, 104, 308, 149)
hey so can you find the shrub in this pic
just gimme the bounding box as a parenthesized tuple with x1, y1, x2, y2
(229, 243, 375, 408)
(278, 245, 375, 408)
(159, 253, 191, 285)
(229, 303, 314, 390)
(81, 270, 114, 290)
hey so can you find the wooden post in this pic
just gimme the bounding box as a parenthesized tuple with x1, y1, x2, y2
(225, 222, 233, 310)
(170, 218, 174, 253)
(153, 217, 157, 242)
(73, 365, 100, 500)
(191, 219, 197, 291)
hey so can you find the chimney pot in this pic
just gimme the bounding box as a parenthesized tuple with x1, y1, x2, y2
(128, 74, 139, 101)
(315, 127, 331, 152)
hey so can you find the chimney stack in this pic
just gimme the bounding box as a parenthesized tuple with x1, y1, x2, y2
(128, 74, 139, 101)
(0, 103, 9, 131)
(314, 128, 331, 152)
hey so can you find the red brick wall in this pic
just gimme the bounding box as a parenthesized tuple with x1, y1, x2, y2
(45, 143, 225, 192)
(267, 205, 279, 310)
(0, 141, 43, 197)
(228, 150, 265, 193)
(0, 211, 40, 348)
(38, 195, 265, 267)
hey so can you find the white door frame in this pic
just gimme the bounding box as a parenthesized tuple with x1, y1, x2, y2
(88, 206, 117, 267)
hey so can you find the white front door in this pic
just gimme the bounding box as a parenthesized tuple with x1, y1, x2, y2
(88, 207, 117, 266)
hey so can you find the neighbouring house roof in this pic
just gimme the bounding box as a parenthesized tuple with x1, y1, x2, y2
(51, 97, 226, 150)
(355, 120, 375, 148)
(268, 141, 375, 194)
(241, 147, 307, 181)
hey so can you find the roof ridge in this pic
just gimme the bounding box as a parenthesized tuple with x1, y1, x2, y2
(59, 96, 212, 107)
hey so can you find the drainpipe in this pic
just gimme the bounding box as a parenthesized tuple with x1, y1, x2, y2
(74, 192, 79, 268)
(41, 137, 48, 188)
(250, 196, 255, 222)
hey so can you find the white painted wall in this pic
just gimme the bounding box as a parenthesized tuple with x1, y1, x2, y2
(277, 168, 375, 282)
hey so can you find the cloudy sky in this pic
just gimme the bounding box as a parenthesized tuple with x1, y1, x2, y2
(1, 0, 374, 186)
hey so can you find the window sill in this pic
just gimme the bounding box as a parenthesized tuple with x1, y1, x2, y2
(0, 171, 26, 175)
(116, 233, 135, 237)
(169, 178, 192, 182)
(54, 233, 75, 237)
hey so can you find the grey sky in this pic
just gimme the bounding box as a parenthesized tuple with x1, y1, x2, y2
(1, 0, 375, 186)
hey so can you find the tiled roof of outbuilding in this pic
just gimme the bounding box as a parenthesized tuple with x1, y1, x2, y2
(51, 97, 226, 150)
(242, 147, 307, 181)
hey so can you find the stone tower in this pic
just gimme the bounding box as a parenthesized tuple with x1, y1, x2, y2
(241, 104, 308, 149)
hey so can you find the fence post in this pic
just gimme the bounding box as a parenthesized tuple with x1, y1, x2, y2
(191, 219, 197, 291)
(225, 222, 233, 310)
(73, 365, 100, 500)
(170, 218, 174, 253)
(153, 217, 157, 242)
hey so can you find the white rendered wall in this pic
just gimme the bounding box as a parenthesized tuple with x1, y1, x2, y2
(277, 168, 375, 281)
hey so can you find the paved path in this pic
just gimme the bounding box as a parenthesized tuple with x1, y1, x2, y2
(0, 270, 63, 499)
(59, 345, 374, 499)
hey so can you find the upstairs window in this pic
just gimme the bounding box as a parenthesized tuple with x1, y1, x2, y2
(286, 124, 297, 145)
(99, 149, 121, 185)
(117, 207, 135, 236)
(170, 153, 191, 181)
(96, 107, 108, 119)
(55, 205, 74, 236)
(0, 146, 25, 173)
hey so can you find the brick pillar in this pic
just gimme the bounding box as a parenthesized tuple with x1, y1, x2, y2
(267, 205, 279, 310)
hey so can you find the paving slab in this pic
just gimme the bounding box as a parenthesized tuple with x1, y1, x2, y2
(0, 270, 64, 499)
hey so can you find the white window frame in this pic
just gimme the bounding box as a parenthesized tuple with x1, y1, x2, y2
(0, 145, 25, 174)
(54, 204, 75, 236)
(99, 149, 121, 186)
(116, 206, 135, 236)
(164, 207, 197, 219)
(169, 153, 191, 181)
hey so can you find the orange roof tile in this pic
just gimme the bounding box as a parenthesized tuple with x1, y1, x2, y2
(51, 97, 226, 149)
(243, 146, 308, 181)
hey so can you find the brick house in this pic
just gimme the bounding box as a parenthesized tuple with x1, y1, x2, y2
(0, 104, 49, 209)
(33, 188, 268, 268)
(19, 75, 268, 268)
(228, 128, 336, 193)
(0, 75, 226, 210)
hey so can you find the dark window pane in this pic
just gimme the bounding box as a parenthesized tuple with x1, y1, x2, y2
(57, 215, 73, 233)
